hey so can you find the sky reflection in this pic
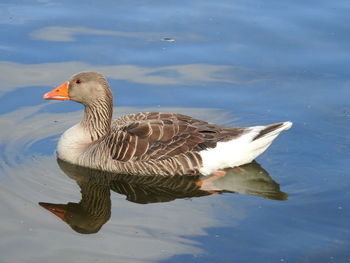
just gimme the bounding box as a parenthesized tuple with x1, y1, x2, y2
(0, 0, 349, 262)
(0, 60, 266, 95)
(0, 103, 243, 262)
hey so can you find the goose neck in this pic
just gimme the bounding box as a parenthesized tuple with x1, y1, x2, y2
(81, 100, 113, 141)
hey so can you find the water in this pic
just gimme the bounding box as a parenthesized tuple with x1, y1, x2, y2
(0, 0, 349, 262)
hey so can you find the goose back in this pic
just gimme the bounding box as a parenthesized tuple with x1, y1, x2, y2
(79, 112, 246, 175)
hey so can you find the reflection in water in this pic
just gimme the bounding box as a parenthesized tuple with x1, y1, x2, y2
(0, 103, 284, 261)
(30, 26, 201, 42)
(0, 0, 347, 260)
(0, 60, 263, 95)
(39, 159, 287, 234)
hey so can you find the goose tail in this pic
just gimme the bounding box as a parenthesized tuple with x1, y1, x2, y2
(199, 121, 293, 175)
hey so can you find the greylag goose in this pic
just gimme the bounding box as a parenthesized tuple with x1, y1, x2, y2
(43, 71, 292, 176)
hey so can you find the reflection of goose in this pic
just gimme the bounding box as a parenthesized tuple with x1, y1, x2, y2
(43, 71, 292, 176)
(39, 159, 287, 234)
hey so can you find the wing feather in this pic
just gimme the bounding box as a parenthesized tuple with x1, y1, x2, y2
(108, 112, 245, 162)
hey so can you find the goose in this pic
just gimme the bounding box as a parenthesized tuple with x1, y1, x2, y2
(43, 71, 292, 176)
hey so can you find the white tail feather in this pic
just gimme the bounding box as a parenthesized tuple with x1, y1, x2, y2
(199, 121, 292, 175)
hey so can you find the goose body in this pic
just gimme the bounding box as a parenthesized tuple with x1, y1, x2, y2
(44, 71, 292, 176)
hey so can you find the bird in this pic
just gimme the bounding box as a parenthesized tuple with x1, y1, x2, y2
(43, 71, 292, 176)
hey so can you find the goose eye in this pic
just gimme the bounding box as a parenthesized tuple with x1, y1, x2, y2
(75, 79, 81, 84)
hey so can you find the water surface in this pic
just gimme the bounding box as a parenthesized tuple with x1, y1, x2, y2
(0, 0, 349, 262)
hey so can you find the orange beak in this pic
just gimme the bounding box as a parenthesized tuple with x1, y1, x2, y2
(43, 82, 70, 100)
(39, 202, 67, 221)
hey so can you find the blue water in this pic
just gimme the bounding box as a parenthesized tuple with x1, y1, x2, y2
(0, 0, 349, 262)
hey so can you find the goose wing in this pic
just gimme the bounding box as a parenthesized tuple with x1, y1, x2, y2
(107, 112, 245, 162)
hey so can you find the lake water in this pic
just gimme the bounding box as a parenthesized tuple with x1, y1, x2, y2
(0, 0, 349, 262)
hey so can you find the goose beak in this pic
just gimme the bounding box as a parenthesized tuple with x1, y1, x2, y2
(39, 202, 67, 221)
(43, 82, 70, 100)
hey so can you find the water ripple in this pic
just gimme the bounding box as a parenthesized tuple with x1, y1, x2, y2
(0, 103, 253, 261)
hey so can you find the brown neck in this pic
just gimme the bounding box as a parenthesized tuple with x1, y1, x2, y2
(81, 97, 113, 141)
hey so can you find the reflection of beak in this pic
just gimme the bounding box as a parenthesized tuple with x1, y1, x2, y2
(43, 82, 70, 100)
(39, 202, 67, 221)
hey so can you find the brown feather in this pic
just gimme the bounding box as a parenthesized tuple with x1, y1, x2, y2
(107, 112, 245, 165)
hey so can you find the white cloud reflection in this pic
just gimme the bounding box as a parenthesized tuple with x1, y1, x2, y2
(30, 26, 159, 42)
(0, 60, 264, 95)
(30, 26, 201, 42)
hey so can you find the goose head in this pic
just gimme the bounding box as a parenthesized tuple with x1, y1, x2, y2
(43, 71, 112, 106)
